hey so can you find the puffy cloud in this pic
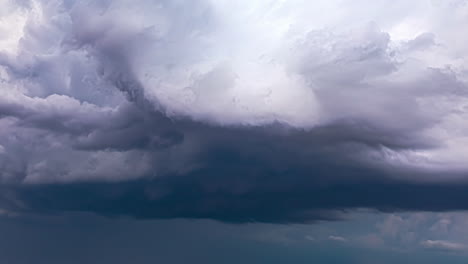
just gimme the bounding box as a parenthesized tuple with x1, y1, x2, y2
(0, 0, 467, 222)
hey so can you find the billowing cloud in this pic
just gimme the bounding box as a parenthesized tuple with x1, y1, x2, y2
(0, 0, 468, 223)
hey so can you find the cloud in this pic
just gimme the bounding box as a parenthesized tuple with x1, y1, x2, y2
(421, 240, 468, 252)
(328, 236, 347, 242)
(0, 0, 467, 223)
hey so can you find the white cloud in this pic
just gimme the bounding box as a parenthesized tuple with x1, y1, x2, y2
(328, 235, 347, 242)
(421, 240, 468, 252)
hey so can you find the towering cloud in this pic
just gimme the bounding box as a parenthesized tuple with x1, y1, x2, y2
(0, 0, 468, 222)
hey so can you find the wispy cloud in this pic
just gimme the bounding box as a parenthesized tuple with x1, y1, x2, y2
(421, 240, 468, 252)
(328, 236, 347, 242)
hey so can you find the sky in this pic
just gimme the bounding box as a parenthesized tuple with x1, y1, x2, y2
(0, 0, 468, 263)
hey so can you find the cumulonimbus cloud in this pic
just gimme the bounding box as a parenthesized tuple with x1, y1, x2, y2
(0, 0, 468, 223)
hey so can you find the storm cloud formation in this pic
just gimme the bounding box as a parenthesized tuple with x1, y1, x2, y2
(0, 0, 468, 223)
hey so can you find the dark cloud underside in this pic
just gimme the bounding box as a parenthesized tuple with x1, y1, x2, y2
(0, 0, 468, 223)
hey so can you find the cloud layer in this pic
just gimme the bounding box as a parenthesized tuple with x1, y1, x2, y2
(0, 0, 468, 222)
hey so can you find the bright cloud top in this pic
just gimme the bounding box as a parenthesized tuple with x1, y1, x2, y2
(0, 0, 468, 186)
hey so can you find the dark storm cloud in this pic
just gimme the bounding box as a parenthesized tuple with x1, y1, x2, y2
(0, 0, 468, 222)
(0, 116, 467, 223)
(4, 166, 468, 223)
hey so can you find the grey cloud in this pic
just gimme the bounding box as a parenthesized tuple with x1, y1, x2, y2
(404, 32, 436, 51)
(0, 0, 467, 223)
